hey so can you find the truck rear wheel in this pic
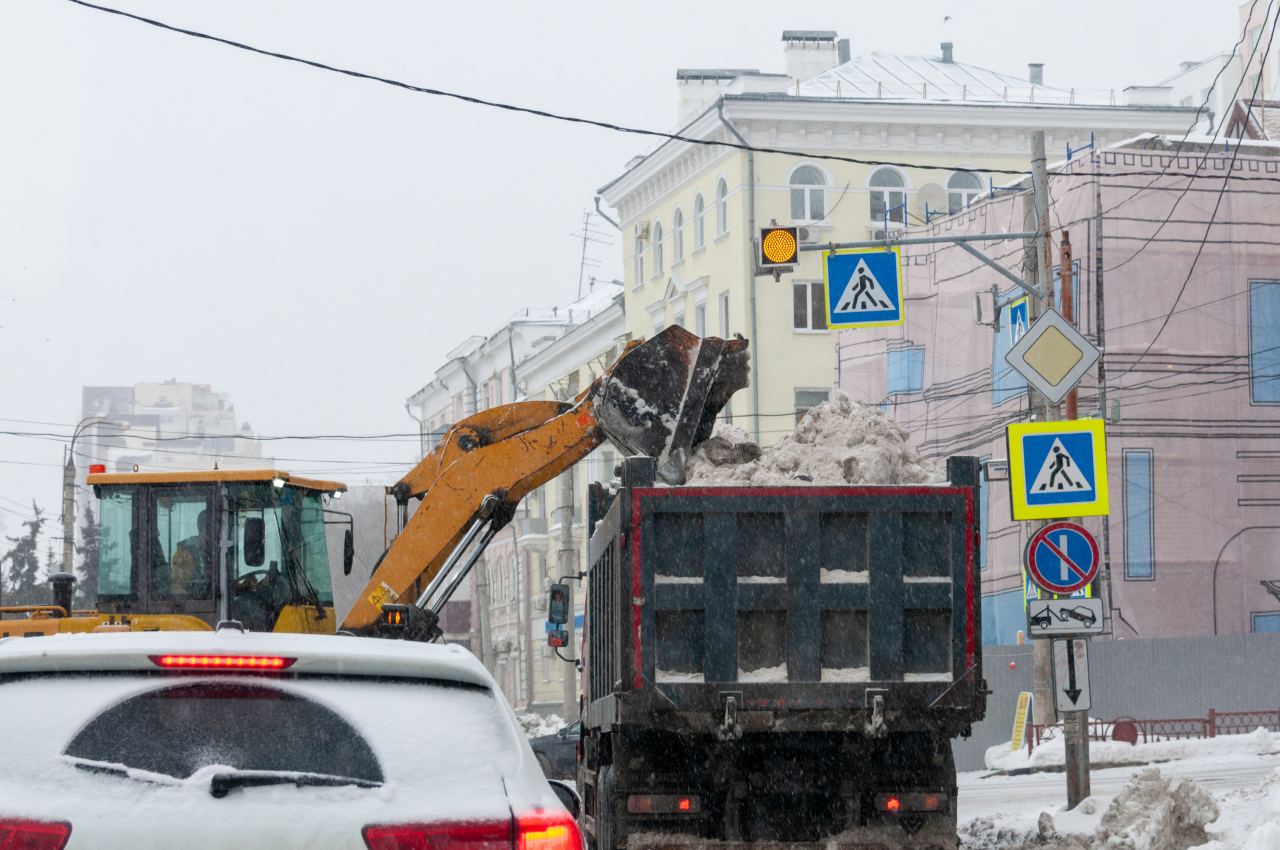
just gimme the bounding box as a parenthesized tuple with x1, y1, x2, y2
(595, 764, 616, 850)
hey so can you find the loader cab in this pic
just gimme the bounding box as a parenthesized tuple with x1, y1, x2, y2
(86, 469, 348, 633)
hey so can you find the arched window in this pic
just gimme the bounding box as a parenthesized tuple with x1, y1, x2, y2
(789, 165, 827, 222)
(947, 171, 983, 213)
(673, 208, 684, 262)
(716, 179, 728, 235)
(652, 221, 664, 274)
(633, 237, 644, 286)
(693, 194, 706, 249)
(869, 169, 906, 225)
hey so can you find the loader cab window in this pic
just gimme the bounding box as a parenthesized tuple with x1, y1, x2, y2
(150, 490, 215, 600)
(228, 485, 332, 631)
(97, 490, 135, 598)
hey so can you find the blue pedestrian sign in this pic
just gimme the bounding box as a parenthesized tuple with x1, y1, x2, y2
(1006, 419, 1110, 520)
(1025, 522, 1100, 595)
(823, 247, 904, 329)
(1008, 297, 1029, 344)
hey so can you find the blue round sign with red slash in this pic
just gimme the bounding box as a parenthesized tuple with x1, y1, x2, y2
(1026, 521, 1100, 595)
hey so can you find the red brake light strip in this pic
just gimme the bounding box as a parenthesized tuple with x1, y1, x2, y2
(150, 655, 296, 670)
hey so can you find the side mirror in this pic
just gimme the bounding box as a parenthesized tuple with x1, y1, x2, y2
(243, 518, 265, 567)
(548, 583, 570, 625)
(546, 780, 581, 820)
(343, 529, 354, 576)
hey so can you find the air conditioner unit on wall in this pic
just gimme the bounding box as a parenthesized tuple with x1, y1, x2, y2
(634, 220, 650, 240)
(796, 226, 821, 243)
(533, 596, 548, 612)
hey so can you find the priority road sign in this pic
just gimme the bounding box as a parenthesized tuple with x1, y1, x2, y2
(1027, 598, 1105, 638)
(1026, 521, 1100, 595)
(823, 248, 904, 329)
(1053, 638, 1091, 713)
(1006, 419, 1110, 520)
(1004, 308, 1100, 405)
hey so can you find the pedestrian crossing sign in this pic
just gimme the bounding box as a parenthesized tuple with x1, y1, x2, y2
(1006, 419, 1110, 520)
(823, 247, 904, 329)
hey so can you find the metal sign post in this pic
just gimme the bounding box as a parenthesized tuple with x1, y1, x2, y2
(1053, 638, 1092, 808)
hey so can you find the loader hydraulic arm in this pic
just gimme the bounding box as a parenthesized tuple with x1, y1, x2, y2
(342, 327, 749, 636)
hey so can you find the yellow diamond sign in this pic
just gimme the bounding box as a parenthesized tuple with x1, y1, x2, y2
(1004, 308, 1100, 404)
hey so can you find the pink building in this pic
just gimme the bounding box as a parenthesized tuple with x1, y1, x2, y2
(837, 136, 1280, 643)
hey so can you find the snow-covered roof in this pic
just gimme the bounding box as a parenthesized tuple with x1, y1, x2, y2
(799, 52, 1108, 106)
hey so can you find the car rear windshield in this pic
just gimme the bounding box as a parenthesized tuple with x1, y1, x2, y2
(64, 681, 383, 781)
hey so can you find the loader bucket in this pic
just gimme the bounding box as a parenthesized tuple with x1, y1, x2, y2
(595, 326, 750, 485)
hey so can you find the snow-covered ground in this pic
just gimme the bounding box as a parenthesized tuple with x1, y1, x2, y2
(514, 712, 566, 739)
(959, 729, 1280, 849)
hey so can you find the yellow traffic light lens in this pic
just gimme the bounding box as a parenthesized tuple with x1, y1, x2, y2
(762, 229, 797, 264)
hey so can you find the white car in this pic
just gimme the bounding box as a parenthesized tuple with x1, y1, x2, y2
(0, 626, 581, 850)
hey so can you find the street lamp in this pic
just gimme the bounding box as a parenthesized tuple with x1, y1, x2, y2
(62, 416, 129, 575)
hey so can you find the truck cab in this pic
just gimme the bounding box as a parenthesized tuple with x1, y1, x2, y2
(67, 469, 350, 634)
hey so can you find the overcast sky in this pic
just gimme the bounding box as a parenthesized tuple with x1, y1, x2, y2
(0, 0, 1244, 549)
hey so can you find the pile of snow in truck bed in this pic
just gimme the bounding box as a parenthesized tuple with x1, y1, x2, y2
(684, 391, 945, 486)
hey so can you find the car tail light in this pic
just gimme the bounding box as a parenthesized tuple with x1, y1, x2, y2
(363, 812, 581, 850)
(875, 792, 945, 812)
(517, 810, 581, 850)
(363, 821, 509, 850)
(0, 818, 72, 850)
(150, 655, 296, 670)
(627, 795, 701, 814)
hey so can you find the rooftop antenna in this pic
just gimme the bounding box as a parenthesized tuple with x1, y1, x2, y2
(571, 211, 613, 299)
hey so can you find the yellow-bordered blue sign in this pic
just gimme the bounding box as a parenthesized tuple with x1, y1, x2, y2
(1008, 297, 1029, 344)
(1006, 419, 1110, 520)
(823, 247, 904, 329)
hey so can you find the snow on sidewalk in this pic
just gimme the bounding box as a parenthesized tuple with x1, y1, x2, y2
(514, 712, 565, 739)
(986, 727, 1280, 773)
(960, 730, 1280, 849)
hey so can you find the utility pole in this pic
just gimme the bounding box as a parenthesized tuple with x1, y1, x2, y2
(1028, 130, 1056, 727)
(557, 467, 580, 721)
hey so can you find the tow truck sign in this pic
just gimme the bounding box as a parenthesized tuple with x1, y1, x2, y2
(1027, 598, 1104, 638)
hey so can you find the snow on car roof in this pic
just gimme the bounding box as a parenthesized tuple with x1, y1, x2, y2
(0, 630, 492, 687)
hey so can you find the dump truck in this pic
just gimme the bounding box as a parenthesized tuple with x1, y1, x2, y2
(7, 327, 747, 640)
(573, 455, 986, 850)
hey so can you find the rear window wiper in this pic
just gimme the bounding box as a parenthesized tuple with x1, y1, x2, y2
(208, 769, 383, 798)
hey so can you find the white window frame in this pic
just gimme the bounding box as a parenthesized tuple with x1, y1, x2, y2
(718, 291, 730, 337)
(633, 237, 645, 290)
(673, 207, 685, 263)
(693, 193, 706, 250)
(787, 163, 830, 225)
(868, 167, 908, 227)
(652, 220, 664, 276)
(946, 169, 984, 214)
(792, 281, 828, 332)
(716, 178, 728, 235)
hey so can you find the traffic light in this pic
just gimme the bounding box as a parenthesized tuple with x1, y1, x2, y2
(759, 226, 799, 268)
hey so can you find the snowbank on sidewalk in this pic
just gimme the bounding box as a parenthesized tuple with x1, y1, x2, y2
(1196, 767, 1280, 850)
(683, 391, 945, 486)
(985, 727, 1280, 772)
(514, 712, 565, 739)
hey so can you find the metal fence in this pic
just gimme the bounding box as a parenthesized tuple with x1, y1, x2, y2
(952, 631, 1280, 772)
(1026, 708, 1280, 751)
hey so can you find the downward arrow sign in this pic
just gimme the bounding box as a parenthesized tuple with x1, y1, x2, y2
(1063, 639, 1082, 705)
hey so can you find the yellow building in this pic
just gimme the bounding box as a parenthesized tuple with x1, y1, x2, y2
(597, 34, 1195, 445)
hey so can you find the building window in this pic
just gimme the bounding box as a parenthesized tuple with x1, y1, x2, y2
(673, 310, 685, 330)
(693, 194, 706, 249)
(869, 168, 906, 224)
(789, 165, 827, 222)
(652, 221, 664, 275)
(652, 313, 664, 336)
(633, 238, 644, 288)
(482, 382, 491, 410)
(1249, 281, 1280, 403)
(792, 282, 828, 331)
(1253, 612, 1280, 633)
(673, 209, 684, 262)
(979, 455, 991, 571)
(887, 347, 924, 394)
(694, 303, 707, 337)
(992, 290, 1028, 405)
(795, 389, 829, 423)
(716, 179, 728, 235)
(718, 291, 730, 336)
(947, 171, 983, 213)
(1123, 449, 1154, 579)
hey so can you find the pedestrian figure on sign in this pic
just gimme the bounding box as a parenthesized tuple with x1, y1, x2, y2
(839, 265, 890, 311)
(1040, 446, 1082, 491)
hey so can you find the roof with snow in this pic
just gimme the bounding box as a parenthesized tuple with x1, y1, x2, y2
(799, 52, 1107, 106)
